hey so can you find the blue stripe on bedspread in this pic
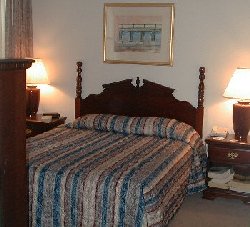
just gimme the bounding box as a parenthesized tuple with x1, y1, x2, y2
(70, 135, 139, 226)
(27, 125, 206, 227)
(135, 143, 185, 223)
(117, 149, 161, 227)
(35, 131, 118, 226)
(52, 134, 132, 226)
(100, 139, 169, 227)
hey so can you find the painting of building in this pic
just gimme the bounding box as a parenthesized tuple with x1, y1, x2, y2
(115, 24, 162, 52)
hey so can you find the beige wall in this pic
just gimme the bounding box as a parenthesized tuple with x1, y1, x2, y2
(33, 0, 250, 138)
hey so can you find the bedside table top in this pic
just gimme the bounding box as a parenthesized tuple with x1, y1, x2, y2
(26, 114, 67, 124)
(26, 114, 67, 138)
(205, 134, 250, 149)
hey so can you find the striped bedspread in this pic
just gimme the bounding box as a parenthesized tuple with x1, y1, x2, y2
(27, 114, 206, 227)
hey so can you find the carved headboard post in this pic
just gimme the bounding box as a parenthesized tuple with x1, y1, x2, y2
(196, 67, 206, 137)
(136, 77, 140, 88)
(198, 67, 205, 108)
(75, 61, 83, 118)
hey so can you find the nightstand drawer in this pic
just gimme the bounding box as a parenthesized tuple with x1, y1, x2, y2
(208, 145, 250, 164)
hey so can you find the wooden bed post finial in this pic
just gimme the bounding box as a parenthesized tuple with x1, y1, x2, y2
(76, 61, 83, 99)
(198, 67, 205, 108)
(75, 61, 83, 119)
(136, 77, 140, 88)
(196, 66, 205, 137)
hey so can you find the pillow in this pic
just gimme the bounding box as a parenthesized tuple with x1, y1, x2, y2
(71, 114, 201, 148)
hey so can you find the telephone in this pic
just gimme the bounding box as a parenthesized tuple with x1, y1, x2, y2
(210, 126, 229, 137)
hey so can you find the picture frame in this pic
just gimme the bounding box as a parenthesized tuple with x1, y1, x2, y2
(103, 3, 175, 66)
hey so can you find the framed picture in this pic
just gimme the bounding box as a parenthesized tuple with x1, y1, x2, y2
(103, 3, 175, 66)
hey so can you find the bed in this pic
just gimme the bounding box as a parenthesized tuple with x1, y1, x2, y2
(27, 62, 207, 226)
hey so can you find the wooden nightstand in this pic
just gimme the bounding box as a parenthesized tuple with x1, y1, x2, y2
(203, 134, 250, 204)
(26, 114, 67, 138)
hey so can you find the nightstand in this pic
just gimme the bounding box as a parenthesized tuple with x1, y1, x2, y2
(203, 134, 250, 204)
(26, 114, 67, 138)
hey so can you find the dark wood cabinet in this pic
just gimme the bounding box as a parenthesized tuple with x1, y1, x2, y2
(203, 134, 250, 204)
(0, 59, 34, 227)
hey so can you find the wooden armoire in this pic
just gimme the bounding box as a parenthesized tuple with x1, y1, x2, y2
(0, 59, 33, 227)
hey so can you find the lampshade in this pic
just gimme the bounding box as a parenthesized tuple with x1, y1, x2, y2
(223, 68, 250, 100)
(26, 59, 49, 85)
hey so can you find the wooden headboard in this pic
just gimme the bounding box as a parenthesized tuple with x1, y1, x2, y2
(75, 62, 205, 137)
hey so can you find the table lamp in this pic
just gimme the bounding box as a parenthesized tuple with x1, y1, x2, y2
(223, 68, 250, 142)
(26, 59, 49, 116)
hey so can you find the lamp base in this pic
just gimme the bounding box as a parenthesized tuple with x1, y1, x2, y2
(26, 86, 40, 116)
(233, 102, 250, 142)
